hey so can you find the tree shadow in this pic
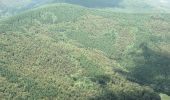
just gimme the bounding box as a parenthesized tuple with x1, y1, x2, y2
(129, 42, 170, 95)
(64, 0, 123, 8)
(89, 89, 160, 100)
(88, 74, 160, 100)
(90, 75, 111, 86)
(89, 89, 117, 100)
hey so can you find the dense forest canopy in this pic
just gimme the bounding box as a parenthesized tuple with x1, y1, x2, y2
(0, 0, 170, 100)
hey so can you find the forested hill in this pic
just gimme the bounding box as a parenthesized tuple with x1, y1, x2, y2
(0, 3, 170, 100)
(1, 0, 170, 18)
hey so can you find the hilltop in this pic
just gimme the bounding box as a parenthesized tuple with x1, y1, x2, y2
(0, 3, 170, 100)
(1, 0, 170, 18)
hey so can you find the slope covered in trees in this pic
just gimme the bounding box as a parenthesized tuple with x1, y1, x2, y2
(0, 3, 170, 100)
(1, 0, 170, 19)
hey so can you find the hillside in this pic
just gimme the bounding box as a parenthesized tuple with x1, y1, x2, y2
(0, 3, 170, 100)
(0, 0, 32, 18)
(1, 0, 170, 19)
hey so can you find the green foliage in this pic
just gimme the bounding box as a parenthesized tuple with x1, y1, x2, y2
(1, 3, 170, 100)
(160, 93, 170, 100)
